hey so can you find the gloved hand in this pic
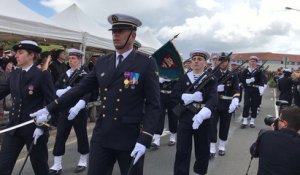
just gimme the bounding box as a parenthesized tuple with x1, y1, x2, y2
(33, 128, 44, 145)
(246, 77, 255, 84)
(130, 142, 146, 165)
(258, 86, 265, 96)
(192, 107, 211, 129)
(30, 108, 50, 124)
(68, 100, 86, 120)
(56, 86, 71, 97)
(181, 91, 203, 105)
(217, 84, 225, 92)
(228, 97, 239, 113)
(159, 77, 171, 83)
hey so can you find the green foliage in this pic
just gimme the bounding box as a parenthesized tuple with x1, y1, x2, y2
(40, 44, 64, 52)
(268, 78, 277, 88)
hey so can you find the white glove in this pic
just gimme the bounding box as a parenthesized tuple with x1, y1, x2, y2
(33, 128, 44, 145)
(246, 77, 255, 84)
(181, 91, 203, 105)
(258, 86, 265, 96)
(30, 108, 50, 124)
(56, 86, 71, 97)
(192, 107, 211, 129)
(130, 142, 146, 165)
(217, 84, 225, 92)
(228, 97, 239, 113)
(159, 77, 171, 83)
(68, 100, 86, 120)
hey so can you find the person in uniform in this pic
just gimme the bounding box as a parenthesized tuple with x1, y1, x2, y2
(240, 56, 264, 128)
(49, 48, 90, 174)
(210, 54, 219, 69)
(231, 61, 243, 103)
(210, 52, 240, 158)
(151, 77, 177, 149)
(278, 68, 293, 105)
(0, 40, 56, 175)
(292, 69, 300, 107)
(49, 49, 69, 83)
(183, 58, 192, 72)
(256, 61, 267, 112)
(31, 14, 160, 175)
(172, 49, 218, 175)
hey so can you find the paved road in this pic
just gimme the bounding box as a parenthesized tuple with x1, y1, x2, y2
(13, 88, 277, 175)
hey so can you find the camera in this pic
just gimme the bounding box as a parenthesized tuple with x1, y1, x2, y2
(264, 115, 279, 130)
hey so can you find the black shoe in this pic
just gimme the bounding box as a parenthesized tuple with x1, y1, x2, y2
(49, 169, 62, 175)
(74, 166, 86, 173)
(168, 141, 176, 146)
(240, 124, 247, 129)
(209, 153, 215, 159)
(218, 150, 226, 156)
(250, 124, 255, 128)
(150, 143, 159, 150)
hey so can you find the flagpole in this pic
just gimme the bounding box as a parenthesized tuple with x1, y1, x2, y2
(170, 33, 180, 42)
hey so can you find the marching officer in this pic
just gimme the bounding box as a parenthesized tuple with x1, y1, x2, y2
(172, 49, 218, 175)
(49, 49, 90, 174)
(210, 52, 240, 158)
(31, 14, 160, 175)
(0, 40, 56, 175)
(241, 56, 264, 128)
(278, 68, 293, 106)
(151, 77, 177, 149)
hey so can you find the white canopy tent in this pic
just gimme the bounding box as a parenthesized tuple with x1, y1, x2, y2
(50, 4, 114, 51)
(0, 0, 83, 46)
(51, 4, 162, 54)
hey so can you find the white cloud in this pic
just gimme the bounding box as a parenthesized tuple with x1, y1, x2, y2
(39, 0, 300, 58)
(196, 0, 220, 10)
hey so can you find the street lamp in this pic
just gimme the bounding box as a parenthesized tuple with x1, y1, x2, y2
(285, 6, 300, 12)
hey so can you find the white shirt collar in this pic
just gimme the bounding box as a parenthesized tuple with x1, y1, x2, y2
(116, 48, 133, 61)
(22, 64, 33, 72)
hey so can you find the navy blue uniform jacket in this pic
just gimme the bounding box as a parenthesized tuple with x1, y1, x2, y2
(47, 51, 160, 150)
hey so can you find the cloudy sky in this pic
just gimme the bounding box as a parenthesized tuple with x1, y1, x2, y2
(20, 0, 300, 58)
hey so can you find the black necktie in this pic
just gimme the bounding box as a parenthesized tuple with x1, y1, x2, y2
(117, 55, 123, 67)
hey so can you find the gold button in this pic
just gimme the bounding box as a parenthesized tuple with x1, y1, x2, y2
(102, 105, 106, 108)
(115, 108, 119, 111)
(117, 99, 120, 102)
(114, 117, 117, 120)
(103, 97, 107, 100)
(119, 89, 122, 92)
(104, 88, 108, 91)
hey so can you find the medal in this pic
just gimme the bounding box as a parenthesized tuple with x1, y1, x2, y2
(28, 85, 34, 95)
(124, 72, 130, 88)
(124, 79, 130, 88)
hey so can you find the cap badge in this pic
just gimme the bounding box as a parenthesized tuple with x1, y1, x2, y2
(112, 15, 118, 23)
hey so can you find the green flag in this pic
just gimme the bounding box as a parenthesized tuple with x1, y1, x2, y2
(152, 41, 184, 80)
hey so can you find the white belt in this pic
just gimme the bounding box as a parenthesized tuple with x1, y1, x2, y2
(219, 95, 233, 100)
(247, 84, 259, 88)
(160, 90, 172, 94)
